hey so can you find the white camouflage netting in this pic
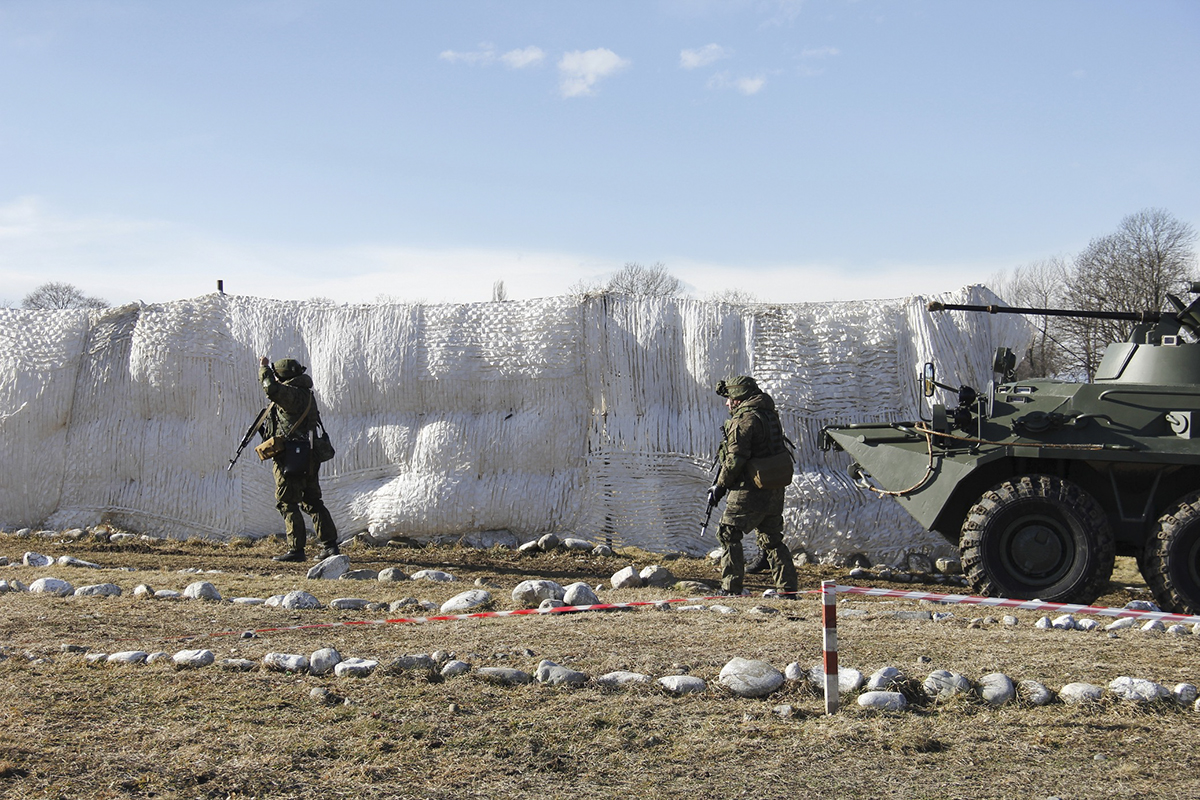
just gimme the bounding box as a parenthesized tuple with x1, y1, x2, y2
(0, 286, 1029, 563)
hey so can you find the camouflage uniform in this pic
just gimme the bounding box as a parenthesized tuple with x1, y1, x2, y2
(261, 358, 339, 558)
(715, 376, 798, 596)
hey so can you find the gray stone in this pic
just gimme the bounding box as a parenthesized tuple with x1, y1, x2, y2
(307, 554, 350, 580)
(518, 540, 542, 554)
(459, 529, 519, 549)
(29, 577, 74, 596)
(231, 597, 265, 605)
(639, 565, 676, 588)
(562, 581, 600, 607)
(378, 567, 409, 582)
(1034, 616, 1053, 629)
(719, 658, 785, 698)
(263, 652, 309, 673)
(1076, 619, 1100, 632)
(388, 597, 424, 613)
(477, 667, 533, 685)
(339, 569, 379, 580)
(440, 589, 493, 614)
(610, 565, 643, 589)
(784, 662, 805, 682)
(411, 569, 455, 583)
(106, 651, 148, 665)
(1059, 682, 1104, 704)
(334, 658, 378, 677)
(220, 658, 257, 672)
(74, 583, 122, 597)
(538, 598, 566, 611)
(858, 691, 907, 711)
(281, 590, 322, 610)
(808, 665, 865, 694)
(922, 670, 971, 700)
(23, 552, 53, 568)
(657, 675, 707, 695)
(153, 589, 182, 600)
(56, 555, 102, 569)
(596, 670, 652, 687)
(976, 672, 1016, 706)
(1105, 616, 1136, 631)
(145, 652, 171, 665)
(592, 544, 614, 557)
(511, 579, 565, 608)
(536, 533, 561, 551)
(172, 649, 215, 669)
(441, 660, 471, 678)
(866, 666, 905, 691)
(1167, 624, 1191, 635)
(709, 604, 738, 615)
(1141, 620, 1166, 632)
(1018, 680, 1055, 706)
(387, 654, 438, 674)
(561, 537, 593, 551)
(183, 581, 221, 602)
(674, 580, 716, 596)
(1002, 615, 1019, 626)
(935, 558, 962, 574)
(329, 597, 370, 610)
(535, 660, 589, 687)
(1051, 614, 1077, 630)
(1108, 677, 1170, 702)
(906, 553, 934, 574)
(1173, 683, 1197, 706)
(310, 647, 342, 676)
(1124, 600, 1161, 612)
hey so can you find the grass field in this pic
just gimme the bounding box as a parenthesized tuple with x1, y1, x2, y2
(0, 534, 1197, 800)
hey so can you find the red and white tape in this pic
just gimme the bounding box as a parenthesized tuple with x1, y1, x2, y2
(832, 585, 1200, 626)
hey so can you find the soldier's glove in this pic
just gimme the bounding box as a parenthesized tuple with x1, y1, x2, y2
(707, 484, 726, 506)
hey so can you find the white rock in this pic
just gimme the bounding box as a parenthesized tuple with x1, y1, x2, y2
(511, 579, 565, 608)
(476, 667, 533, 685)
(307, 554, 350, 580)
(1124, 600, 1161, 612)
(657, 675, 707, 695)
(1105, 616, 1136, 631)
(1173, 683, 1197, 706)
(1051, 614, 1077, 630)
(922, 670, 971, 700)
(808, 665, 865, 694)
(596, 670, 652, 687)
(440, 660, 471, 678)
(378, 567, 409, 582)
(1167, 624, 1191, 635)
(145, 652, 171, 665)
(561, 537, 593, 551)
(263, 652, 309, 673)
(74, 583, 122, 597)
(976, 672, 1015, 706)
(1018, 680, 1055, 706)
(106, 651, 148, 665)
(535, 660, 588, 687)
(1001, 615, 1019, 626)
(388, 654, 438, 673)
(536, 533, 560, 551)
(1034, 616, 1053, 629)
(639, 565, 676, 588)
(411, 569, 455, 583)
(591, 545, 614, 557)
(132, 584, 154, 598)
(154, 589, 182, 600)
(783, 662, 806, 681)
(1059, 682, 1104, 704)
(1076, 619, 1100, 632)
(866, 666, 905, 691)
(220, 658, 257, 672)
(610, 565, 643, 589)
(172, 649, 215, 669)
(538, 598, 566, 611)
(709, 604, 737, 615)
(264, 594, 285, 606)
(23, 552, 53, 568)
(562, 582, 600, 606)
(1141, 620, 1166, 632)
(56, 555, 102, 569)
(440, 589, 492, 614)
(29, 577, 74, 596)
(329, 597, 369, 610)
(309, 648, 342, 675)
(334, 658, 378, 677)
(231, 597, 265, 605)
(1108, 677, 1170, 702)
(281, 590, 322, 610)
(183, 581, 221, 601)
(719, 658, 785, 698)
(858, 691, 907, 711)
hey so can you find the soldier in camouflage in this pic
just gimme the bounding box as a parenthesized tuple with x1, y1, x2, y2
(259, 356, 340, 562)
(711, 375, 799, 596)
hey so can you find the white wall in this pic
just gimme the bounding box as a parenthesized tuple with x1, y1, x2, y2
(0, 286, 1029, 564)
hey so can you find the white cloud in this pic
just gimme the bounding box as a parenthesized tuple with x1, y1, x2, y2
(680, 43, 730, 69)
(706, 71, 766, 95)
(438, 44, 497, 66)
(557, 48, 631, 97)
(500, 46, 546, 69)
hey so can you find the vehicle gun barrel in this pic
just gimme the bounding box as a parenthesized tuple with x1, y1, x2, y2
(928, 300, 1162, 324)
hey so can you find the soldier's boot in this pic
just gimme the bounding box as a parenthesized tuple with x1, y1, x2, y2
(278, 504, 307, 561)
(307, 502, 340, 559)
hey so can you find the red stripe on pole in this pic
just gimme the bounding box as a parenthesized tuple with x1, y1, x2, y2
(821, 580, 839, 714)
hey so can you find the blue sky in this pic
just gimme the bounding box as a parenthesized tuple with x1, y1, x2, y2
(1, 0, 1197, 306)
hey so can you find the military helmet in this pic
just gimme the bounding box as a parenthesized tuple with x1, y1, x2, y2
(715, 375, 761, 400)
(273, 358, 307, 380)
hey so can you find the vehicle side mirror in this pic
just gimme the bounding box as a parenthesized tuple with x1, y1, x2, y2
(923, 362, 936, 398)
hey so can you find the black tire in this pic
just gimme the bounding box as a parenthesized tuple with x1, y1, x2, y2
(960, 475, 1115, 603)
(1144, 492, 1200, 615)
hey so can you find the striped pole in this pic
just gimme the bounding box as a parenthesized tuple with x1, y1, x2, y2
(822, 579, 838, 714)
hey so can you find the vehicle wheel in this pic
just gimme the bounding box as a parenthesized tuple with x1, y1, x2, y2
(960, 475, 1114, 603)
(1143, 492, 1200, 615)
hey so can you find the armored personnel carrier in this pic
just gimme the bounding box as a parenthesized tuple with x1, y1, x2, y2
(821, 290, 1200, 614)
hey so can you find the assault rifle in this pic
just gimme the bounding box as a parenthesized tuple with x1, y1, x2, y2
(228, 406, 270, 470)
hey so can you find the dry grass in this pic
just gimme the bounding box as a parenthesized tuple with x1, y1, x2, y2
(0, 536, 1197, 799)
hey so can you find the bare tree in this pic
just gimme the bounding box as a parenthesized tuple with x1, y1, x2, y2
(491, 280, 508, 302)
(571, 262, 683, 298)
(707, 288, 758, 304)
(22, 282, 108, 310)
(1061, 208, 1198, 379)
(992, 257, 1070, 379)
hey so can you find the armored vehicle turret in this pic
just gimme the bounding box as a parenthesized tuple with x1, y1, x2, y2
(821, 288, 1200, 614)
